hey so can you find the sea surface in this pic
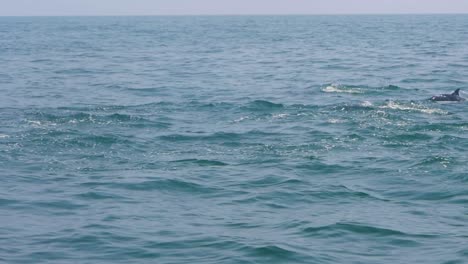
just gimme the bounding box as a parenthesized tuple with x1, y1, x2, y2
(1, 15, 468, 264)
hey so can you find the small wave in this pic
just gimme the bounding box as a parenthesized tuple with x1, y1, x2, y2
(36, 133, 134, 149)
(171, 159, 228, 166)
(29, 200, 87, 210)
(160, 130, 280, 142)
(239, 177, 303, 188)
(58, 104, 128, 112)
(414, 155, 455, 167)
(28, 112, 94, 124)
(26, 111, 168, 128)
(159, 132, 240, 142)
(245, 244, 303, 262)
(0, 198, 18, 206)
(81, 135, 127, 145)
(409, 123, 468, 132)
(125, 87, 162, 93)
(74, 191, 127, 200)
(302, 222, 427, 237)
(384, 84, 402, 90)
(412, 191, 468, 202)
(401, 78, 439, 84)
(0, 73, 13, 81)
(54, 68, 94, 75)
(189, 101, 237, 110)
(386, 133, 433, 142)
(437, 135, 464, 142)
(30, 59, 53, 63)
(245, 100, 284, 110)
(380, 101, 448, 115)
(327, 185, 386, 200)
(296, 161, 350, 174)
(107, 113, 132, 121)
(0, 134, 9, 139)
(109, 179, 219, 194)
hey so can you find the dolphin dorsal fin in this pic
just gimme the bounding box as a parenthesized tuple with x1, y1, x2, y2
(452, 89, 460, 96)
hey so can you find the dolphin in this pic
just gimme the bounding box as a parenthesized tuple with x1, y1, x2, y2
(430, 89, 465, 102)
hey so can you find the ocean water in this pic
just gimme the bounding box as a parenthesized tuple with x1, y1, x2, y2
(1, 15, 468, 263)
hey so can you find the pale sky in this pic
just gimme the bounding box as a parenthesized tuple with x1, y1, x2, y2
(2, 0, 468, 16)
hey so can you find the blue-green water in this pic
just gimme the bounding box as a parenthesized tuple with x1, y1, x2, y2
(1, 15, 468, 263)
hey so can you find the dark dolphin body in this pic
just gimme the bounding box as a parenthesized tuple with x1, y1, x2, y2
(430, 89, 465, 102)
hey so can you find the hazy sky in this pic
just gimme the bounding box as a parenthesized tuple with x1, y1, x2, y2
(2, 0, 468, 16)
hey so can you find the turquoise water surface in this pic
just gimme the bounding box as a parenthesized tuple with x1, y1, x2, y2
(1, 15, 468, 263)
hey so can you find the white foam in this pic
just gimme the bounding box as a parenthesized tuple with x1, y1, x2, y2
(272, 113, 288, 119)
(28, 120, 42, 125)
(328, 118, 345, 124)
(322, 85, 363, 94)
(380, 101, 447, 115)
(0, 134, 9, 138)
(233, 116, 249, 123)
(27, 120, 57, 127)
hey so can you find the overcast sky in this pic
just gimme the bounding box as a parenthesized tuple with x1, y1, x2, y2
(2, 0, 468, 16)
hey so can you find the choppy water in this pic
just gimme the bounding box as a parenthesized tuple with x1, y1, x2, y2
(1, 15, 468, 264)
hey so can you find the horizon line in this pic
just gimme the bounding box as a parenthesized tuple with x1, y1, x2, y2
(1, 12, 468, 17)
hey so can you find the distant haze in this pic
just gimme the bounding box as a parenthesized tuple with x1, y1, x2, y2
(2, 0, 468, 16)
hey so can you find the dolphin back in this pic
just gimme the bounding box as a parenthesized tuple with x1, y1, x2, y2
(430, 88, 464, 102)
